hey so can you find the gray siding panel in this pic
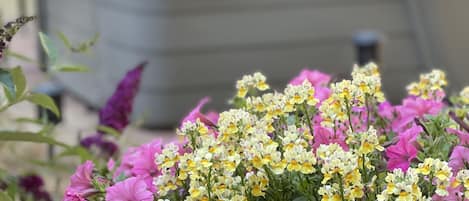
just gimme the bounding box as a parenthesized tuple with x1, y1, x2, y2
(42, 0, 421, 125)
(98, 2, 410, 50)
(101, 35, 420, 90)
(97, 0, 399, 15)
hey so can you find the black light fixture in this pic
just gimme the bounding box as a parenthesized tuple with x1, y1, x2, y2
(353, 31, 382, 66)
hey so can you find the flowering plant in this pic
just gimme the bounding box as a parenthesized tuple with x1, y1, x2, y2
(62, 63, 469, 201)
(0, 16, 146, 201)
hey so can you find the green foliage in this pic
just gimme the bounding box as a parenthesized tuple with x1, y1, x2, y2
(26, 92, 60, 117)
(11, 66, 26, 98)
(0, 131, 69, 148)
(57, 31, 99, 53)
(0, 16, 108, 200)
(0, 68, 16, 100)
(97, 125, 121, 137)
(38, 32, 58, 64)
(0, 67, 26, 103)
(51, 64, 90, 72)
(58, 146, 94, 163)
(0, 67, 61, 117)
(0, 169, 18, 200)
(38, 31, 96, 73)
(56, 31, 72, 50)
(416, 114, 459, 161)
(0, 191, 14, 201)
(5, 50, 35, 63)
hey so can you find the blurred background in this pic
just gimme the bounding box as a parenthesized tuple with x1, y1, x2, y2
(0, 0, 468, 199)
(1, 0, 469, 128)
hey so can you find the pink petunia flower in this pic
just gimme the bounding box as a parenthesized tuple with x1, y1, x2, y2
(205, 110, 220, 125)
(314, 87, 332, 101)
(113, 139, 163, 193)
(63, 161, 95, 200)
(385, 140, 418, 172)
(105, 177, 154, 201)
(289, 69, 332, 101)
(447, 128, 469, 146)
(289, 69, 331, 87)
(378, 101, 394, 120)
(312, 126, 348, 151)
(114, 147, 137, 179)
(449, 145, 469, 173)
(392, 97, 444, 131)
(398, 126, 422, 143)
(63, 193, 87, 201)
(107, 158, 115, 172)
(181, 97, 218, 127)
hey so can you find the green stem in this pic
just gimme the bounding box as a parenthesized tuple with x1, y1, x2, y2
(303, 103, 315, 137)
(428, 174, 435, 198)
(344, 98, 354, 133)
(337, 174, 346, 201)
(207, 167, 213, 201)
(362, 154, 368, 183)
(365, 94, 371, 129)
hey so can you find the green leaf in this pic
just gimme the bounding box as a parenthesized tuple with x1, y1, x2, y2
(5, 50, 35, 63)
(15, 117, 43, 125)
(0, 191, 13, 201)
(58, 32, 99, 53)
(26, 93, 60, 117)
(0, 131, 69, 148)
(417, 151, 426, 162)
(5, 182, 17, 200)
(2, 85, 13, 103)
(38, 123, 55, 136)
(38, 32, 58, 64)
(10, 66, 26, 98)
(58, 146, 94, 162)
(97, 125, 121, 137)
(0, 68, 15, 100)
(292, 197, 308, 201)
(57, 31, 72, 49)
(74, 33, 99, 53)
(51, 64, 90, 72)
(114, 172, 127, 183)
(27, 159, 73, 172)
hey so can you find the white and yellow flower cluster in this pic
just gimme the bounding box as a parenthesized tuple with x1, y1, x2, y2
(351, 62, 385, 102)
(460, 86, 469, 105)
(317, 143, 364, 200)
(454, 169, 469, 198)
(377, 168, 425, 201)
(150, 66, 461, 201)
(346, 126, 384, 155)
(407, 69, 447, 99)
(416, 158, 452, 196)
(236, 72, 269, 98)
(284, 80, 319, 109)
(320, 63, 385, 128)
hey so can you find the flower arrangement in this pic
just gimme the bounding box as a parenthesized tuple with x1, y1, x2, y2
(62, 63, 469, 201)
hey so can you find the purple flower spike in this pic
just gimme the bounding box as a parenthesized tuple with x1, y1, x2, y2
(19, 174, 52, 201)
(80, 134, 119, 157)
(19, 174, 44, 192)
(99, 61, 147, 133)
